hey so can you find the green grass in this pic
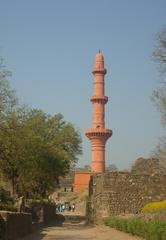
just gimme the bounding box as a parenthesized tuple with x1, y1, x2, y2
(105, 216, 166, 240)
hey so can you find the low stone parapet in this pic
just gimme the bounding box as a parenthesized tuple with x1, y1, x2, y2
(0, 203, 56, 239)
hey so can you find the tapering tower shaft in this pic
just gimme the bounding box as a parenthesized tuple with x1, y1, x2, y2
(85, 52, 112, 173)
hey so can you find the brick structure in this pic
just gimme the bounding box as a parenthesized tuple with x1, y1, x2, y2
(74, 171, 92, 192)
(74, 52, 112, 191)
(85, 52, 112, 173)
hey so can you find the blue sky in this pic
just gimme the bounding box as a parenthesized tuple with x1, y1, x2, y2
(0, 0, 165, 169)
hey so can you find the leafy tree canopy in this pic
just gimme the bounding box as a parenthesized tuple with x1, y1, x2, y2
(0, 59, 82, 198)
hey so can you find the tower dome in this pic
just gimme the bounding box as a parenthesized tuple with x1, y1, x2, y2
(95, 52, 104, 62)
(93, 51, 106, 72)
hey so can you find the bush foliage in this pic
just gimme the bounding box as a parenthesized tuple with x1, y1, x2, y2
(105, 216, 166, 240)
(0, 203, 17, 212)
(0, 186, 14, 204)
(142, 201, 166, 212)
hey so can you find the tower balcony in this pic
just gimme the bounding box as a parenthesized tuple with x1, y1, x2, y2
(90, 96, 108, 104)
(85, 128, 112, 143)
(92, 68, 107, 75)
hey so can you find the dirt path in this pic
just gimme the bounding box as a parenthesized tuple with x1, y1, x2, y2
(21, 223, 142, 240)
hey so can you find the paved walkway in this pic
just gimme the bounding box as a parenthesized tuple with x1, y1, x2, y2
(21, 222, 142, 240)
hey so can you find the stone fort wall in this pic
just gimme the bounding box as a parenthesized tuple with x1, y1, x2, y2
(87, 159, 166, 223)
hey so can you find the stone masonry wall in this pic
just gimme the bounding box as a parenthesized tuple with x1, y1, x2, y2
(0, 204, 56, 239)
(87, 171, 166, 223)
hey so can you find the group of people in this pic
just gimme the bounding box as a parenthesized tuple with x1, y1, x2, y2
(56, 202, 75, 212)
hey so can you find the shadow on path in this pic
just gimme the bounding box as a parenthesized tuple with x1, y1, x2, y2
(20, 214, 96, 240)
(20, 214, 66, 240)
(19, 231, 46, 240)
(53, 214, 65, 227)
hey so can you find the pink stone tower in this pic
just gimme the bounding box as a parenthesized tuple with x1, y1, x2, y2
(85, 52, 112, 173)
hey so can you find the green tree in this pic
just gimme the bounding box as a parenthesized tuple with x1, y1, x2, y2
(0, 59, 82, 198)
(0, 108, 29, 195)
(19, 110, 82, 198)
(0, 108, 82, 198)
(0, 58, 17, 123)
(152, 27, 166, 125)
(0, 59, 21, 194)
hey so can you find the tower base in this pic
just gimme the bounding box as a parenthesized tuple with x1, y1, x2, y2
(74, 171, 92, 192)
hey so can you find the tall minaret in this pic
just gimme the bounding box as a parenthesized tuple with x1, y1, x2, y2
(85, 52, 112, 173)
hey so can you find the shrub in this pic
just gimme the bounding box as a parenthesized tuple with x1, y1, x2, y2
(0, 203, 17, 212)
(0, 186, 11, 203)
(142, 201, 166, 212)
(105, 216, 166, 240)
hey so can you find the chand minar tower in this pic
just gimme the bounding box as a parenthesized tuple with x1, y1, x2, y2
(85, 52, 112, 173)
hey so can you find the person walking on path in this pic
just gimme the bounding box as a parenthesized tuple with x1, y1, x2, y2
(71, 203, 75, 212)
